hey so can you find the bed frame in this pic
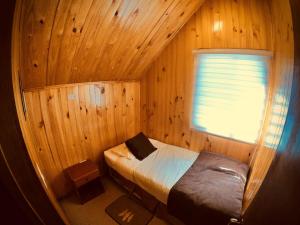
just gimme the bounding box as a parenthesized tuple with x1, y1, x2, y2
(107, 167, 185, 225)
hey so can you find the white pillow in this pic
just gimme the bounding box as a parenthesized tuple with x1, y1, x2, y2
(111, 144, 135, 160)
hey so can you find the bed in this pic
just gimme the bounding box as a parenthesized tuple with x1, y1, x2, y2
(104, 138, 249, 225)
(104, 139, 198, 204)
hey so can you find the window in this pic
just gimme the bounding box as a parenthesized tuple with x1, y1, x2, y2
(192, 50, 271, 143)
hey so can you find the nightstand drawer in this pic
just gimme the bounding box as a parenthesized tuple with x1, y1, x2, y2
(74, 171, 100, 187)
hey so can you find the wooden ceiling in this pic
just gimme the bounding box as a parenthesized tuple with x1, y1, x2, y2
(18, 0, 205, 89)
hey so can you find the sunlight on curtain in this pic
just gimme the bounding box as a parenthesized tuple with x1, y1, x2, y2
(192, 53, 268, 143)
(264, 91, 289, 148)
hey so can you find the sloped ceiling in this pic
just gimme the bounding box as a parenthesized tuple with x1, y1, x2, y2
(18, 0, 205, 89)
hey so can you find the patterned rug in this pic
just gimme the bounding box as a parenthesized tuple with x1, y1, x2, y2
(105, 195, 153, 225)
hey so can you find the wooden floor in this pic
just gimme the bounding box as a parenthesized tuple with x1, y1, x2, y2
(60, 177, 168, 225)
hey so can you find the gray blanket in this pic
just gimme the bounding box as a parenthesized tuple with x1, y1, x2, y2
(167, 151, 249, 225)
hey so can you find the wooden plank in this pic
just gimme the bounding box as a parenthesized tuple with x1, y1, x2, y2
(20, 0, 59, 88)
(127, 0, 206, 78)
(46, 0, 99, 84)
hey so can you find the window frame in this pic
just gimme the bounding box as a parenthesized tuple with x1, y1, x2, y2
(189, 49, 273, 145)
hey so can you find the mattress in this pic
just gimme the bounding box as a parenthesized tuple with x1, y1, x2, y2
(104, 139, 199, 204)
(104, 143, 141, 182)
(134, 143, 199, 204)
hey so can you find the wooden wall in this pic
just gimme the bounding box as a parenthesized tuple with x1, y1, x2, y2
(141, 0, 274, 164)
(12, 1, 70, 222)
(141, 0, 294, 211)
(24, 82, 140, 198)
(243, 0, 294, 211)
(18, 0, 205, 90)
(243, 0, 300, 223)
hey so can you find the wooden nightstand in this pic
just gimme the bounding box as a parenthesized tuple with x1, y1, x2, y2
(65, 160, 104, 204)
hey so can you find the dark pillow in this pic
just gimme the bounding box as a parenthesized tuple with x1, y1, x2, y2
(125, 132, 157, 160)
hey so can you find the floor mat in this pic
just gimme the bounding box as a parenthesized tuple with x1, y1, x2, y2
(106, 195, 153, 225)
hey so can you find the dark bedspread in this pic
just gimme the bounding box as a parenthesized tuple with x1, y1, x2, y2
(167, 151, 249, 225)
